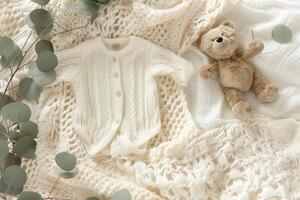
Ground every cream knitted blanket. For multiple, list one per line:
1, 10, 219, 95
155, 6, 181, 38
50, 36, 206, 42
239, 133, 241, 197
1, 0, 300, 199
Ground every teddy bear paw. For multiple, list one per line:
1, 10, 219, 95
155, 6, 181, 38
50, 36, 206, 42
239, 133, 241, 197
200, 69, 211, 79
258, 84, 279, 103
248, 40, 264, 54
200, 65, 217, 79
232, 102, 251, 118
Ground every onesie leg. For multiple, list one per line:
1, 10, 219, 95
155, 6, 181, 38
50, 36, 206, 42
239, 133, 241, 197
223, 87, 251, 118
251, 70, 278, 103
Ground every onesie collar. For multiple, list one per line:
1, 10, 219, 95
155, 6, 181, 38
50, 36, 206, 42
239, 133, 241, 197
98, 36, 137, 57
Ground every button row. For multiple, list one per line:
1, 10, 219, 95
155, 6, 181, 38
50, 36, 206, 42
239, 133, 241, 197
112, 52, 121, 126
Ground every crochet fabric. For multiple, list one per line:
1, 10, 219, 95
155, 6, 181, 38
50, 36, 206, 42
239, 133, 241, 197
1, 0, 300, 200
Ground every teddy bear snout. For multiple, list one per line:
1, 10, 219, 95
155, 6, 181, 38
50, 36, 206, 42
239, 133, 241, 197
216, 37, 223, 43
214, 37, 229, 50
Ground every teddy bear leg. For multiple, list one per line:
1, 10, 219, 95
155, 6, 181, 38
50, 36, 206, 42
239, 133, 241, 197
223, 87, 251, 118
251, 70, 279, 103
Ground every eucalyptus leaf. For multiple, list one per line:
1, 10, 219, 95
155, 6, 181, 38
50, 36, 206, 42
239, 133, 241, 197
35, 40, 54, 54
0, 139, 9, 158
55, 152, 77, 171
2, 165, 27, 188
29, 9, 52, 28
14, 136, 37, 158
0, 36, 14, 55
0, 156, 4, 167
0, 179, 23, 195
98, 0, 110, 4
0, 125, 7, 140
36, 51, 58, 72
77, 0, 99, 14
112, 189, 132, 200
17, 191, 43, 200
29, 9, 53, 35
26, 15, 34, 28
0, 44, 23, 68
28, 62, 56, 86
19, 78, 41, 100
31, 0, 50, 6
20, 121, 38, 138
36, 23, 53, 36
272, 24, 293, 44
0, 93, 14, 110
1, 102, 31, 123
86, 197, 100, 200
60, 167, 79, 179
9, 131, 23, 141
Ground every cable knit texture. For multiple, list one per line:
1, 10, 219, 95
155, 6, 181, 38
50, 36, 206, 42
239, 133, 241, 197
51, 36, 194, 158
6, 0, 300, 200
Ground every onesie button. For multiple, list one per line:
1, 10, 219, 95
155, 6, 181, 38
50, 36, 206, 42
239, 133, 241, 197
113, 73, 119, 78
112, 43, 121, 50
112, 57, 117, 62
116, 91, 122, 97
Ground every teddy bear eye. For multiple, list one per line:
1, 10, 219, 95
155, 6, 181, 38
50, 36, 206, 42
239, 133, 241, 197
222, 33, 225, 36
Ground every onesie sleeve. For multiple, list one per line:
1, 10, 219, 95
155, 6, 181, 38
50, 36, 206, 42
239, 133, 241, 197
148, 44, 195, 86
50, 45, 82, 85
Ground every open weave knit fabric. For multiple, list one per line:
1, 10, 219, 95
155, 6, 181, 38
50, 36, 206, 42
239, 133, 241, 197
1, 0, 300, 199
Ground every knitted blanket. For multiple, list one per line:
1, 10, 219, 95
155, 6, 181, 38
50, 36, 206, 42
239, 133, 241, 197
1, 0, 300, 199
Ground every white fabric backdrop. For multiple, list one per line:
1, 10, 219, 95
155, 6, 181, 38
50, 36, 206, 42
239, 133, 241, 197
184, 0, 300, 129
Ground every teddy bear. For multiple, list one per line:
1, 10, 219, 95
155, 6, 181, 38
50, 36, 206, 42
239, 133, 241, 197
198, 21, 279, 118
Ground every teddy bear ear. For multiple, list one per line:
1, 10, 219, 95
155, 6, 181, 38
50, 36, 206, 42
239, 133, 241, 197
221, 21, 235, 29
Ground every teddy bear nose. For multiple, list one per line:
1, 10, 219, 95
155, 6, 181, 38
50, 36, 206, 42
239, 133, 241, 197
216, 37, 223, 43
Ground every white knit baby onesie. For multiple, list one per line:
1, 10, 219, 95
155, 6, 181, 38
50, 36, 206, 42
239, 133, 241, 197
52, 36, 194, 158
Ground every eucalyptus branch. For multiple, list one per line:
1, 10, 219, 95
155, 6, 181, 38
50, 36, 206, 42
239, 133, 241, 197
0, 130, 7, 139
0, 27, 37, 103
51, 24, 88, 37
0, 67, 6, 73
0, 52, 30, 103
0, 1, 119, 199
47, 175, 61, 199
0, 30, 6, 37
0, 4, 92, 111
53, 21, 80, 37
21, 29, 34, 51
0, 21, 51, 103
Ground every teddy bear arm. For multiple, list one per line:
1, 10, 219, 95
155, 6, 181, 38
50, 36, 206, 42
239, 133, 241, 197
242, 40, 264, 60
200, 62, 219, 79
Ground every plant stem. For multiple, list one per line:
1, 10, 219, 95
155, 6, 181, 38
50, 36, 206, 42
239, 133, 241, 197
0, 27, 42, 103
0, 30, 6, 37
21, 29, 34, 51
51, 24, 88, 37
47, 175, 61, 199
